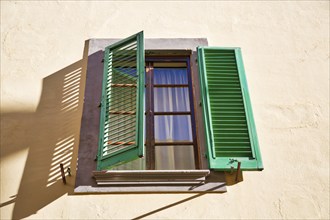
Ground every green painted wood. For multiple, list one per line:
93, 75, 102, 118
197, 47, 263, 171
97, 31, 144, 170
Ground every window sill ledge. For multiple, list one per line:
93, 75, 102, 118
74, 170, 226, 193
92, 170, 210, 185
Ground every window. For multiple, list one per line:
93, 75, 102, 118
145, 57, 198, 170
75, 31, 262, 193
96, 31, 263, 171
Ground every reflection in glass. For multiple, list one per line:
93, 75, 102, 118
154, 68, 188, 85
154, 88, 190, 112
155, 115, 192, 142
155, 145, 195, 170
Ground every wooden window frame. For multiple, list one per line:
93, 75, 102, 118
145, 56, 200, 170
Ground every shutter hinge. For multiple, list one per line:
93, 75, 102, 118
94, 155, 98, 161
229, 158, 239, 164
101, 59, 104, 63
98, 102, 102, 108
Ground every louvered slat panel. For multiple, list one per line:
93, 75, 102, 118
198, 47, 263, 171
103, 42, 138, 157
97, 31, 144, 170
206, 49, 252, 158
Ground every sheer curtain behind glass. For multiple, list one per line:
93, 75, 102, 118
153, 68, 195, 170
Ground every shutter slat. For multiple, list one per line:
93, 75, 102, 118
97, 31, 144, 170
198, 47, 263, 171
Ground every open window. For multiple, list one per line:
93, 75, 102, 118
75, 31, 262, 193
96, 31, 263, 172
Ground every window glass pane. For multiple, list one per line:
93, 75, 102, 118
155, 145, 195, 170
154, 68, 188, 84
154, 88, 190, 112
155, 115, 192, 142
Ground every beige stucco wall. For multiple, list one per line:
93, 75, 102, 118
1, 1, 329, 219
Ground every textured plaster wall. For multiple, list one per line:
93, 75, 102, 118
1, 1, 329, 219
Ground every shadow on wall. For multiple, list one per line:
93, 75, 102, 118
0, 39, 244, 219
0, 43, 90, 219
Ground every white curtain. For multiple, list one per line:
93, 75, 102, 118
153, 68, 195, 170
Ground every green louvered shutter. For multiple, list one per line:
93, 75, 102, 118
197, 47, 263, 171
97, 32, 144, 170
